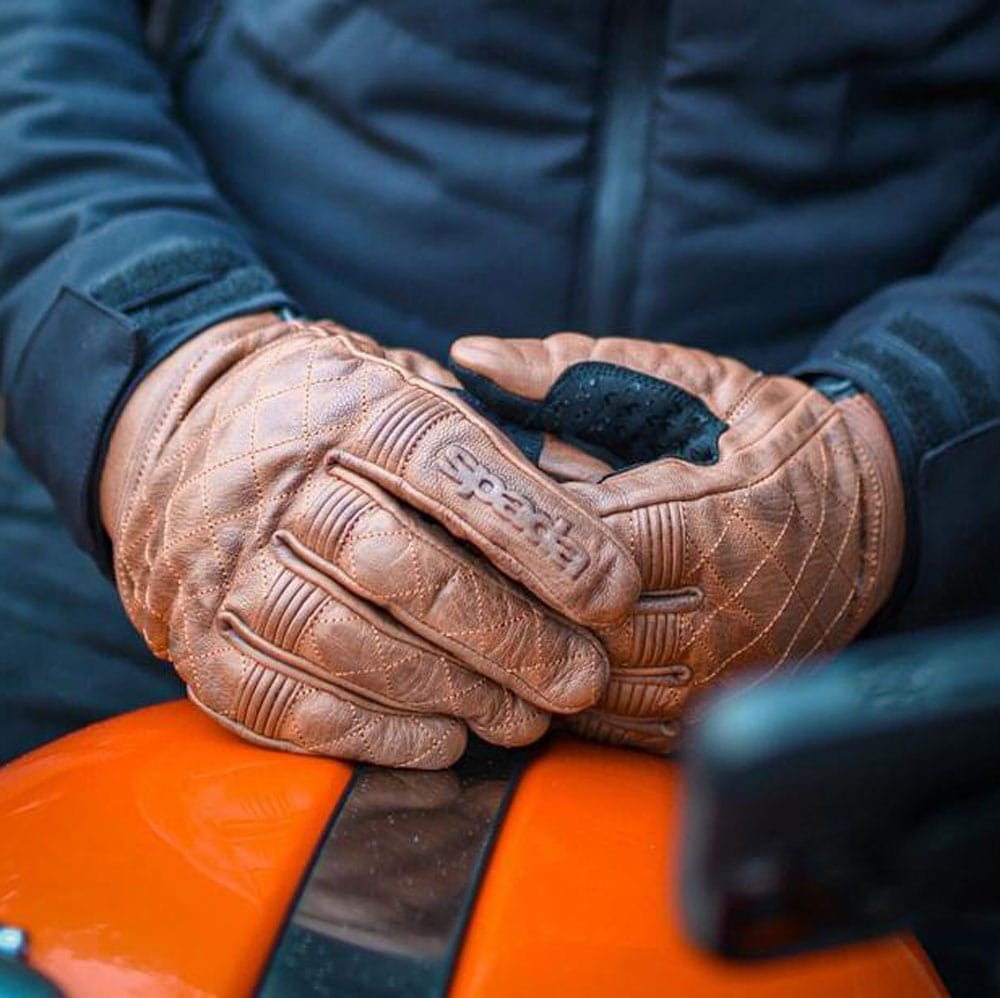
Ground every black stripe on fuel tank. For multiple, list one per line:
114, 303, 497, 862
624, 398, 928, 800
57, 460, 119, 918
257, 742, 531, 997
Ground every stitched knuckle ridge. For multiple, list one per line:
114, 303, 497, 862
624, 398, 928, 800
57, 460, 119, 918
255, 565, 328, 650
629, 611, 676, 669
300, 476, 374, 554
358, 386, 456, 473
234, 661, 301, 739
218, 607, 338, 693
631, 503, 682, 591
567, 712, 680, 755
602, 666, 693, 717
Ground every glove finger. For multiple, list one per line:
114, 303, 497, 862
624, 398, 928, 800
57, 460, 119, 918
277, 465, 607, 714
313, 328, 640, 630
187, 667, 468, 769
221, 546, 551, 747
599, 666, 694, 720
450, 333, 598, 403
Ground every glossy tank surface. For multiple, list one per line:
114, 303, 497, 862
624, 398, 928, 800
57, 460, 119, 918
0, 702, 944, 997
0, 702, 352, 996
451, 739, 944, 997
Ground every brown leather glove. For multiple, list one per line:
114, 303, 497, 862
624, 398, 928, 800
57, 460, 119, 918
450, 333, 906, 753
100, 316, 640, 768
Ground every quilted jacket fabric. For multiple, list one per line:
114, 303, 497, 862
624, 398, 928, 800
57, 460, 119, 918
0, 0, 999, 624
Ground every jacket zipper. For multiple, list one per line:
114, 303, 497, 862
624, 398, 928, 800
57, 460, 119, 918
575, 0, 668, 334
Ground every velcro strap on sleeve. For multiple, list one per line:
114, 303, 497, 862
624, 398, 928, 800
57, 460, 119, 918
7, 288, 138, 567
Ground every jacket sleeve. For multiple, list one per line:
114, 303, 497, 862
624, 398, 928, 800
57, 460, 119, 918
794, 200, 1000, 628
0, 0, 296, 564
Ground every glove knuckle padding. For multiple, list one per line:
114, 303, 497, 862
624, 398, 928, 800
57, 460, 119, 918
103, 317, 616, 765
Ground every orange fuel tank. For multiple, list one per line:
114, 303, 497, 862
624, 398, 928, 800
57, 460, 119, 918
0, 701, 944, 997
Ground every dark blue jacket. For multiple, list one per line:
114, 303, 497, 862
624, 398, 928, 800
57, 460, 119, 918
1, 0, 998, 625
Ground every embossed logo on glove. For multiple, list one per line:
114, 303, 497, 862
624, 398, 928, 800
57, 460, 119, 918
437, 444, 590, 577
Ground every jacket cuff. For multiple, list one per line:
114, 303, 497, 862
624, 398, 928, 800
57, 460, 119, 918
792, 315, 1000, 626
2, 209, 295, 568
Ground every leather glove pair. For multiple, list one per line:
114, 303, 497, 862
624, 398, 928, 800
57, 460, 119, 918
449, 333, 906, 753
100, 315, 639, 768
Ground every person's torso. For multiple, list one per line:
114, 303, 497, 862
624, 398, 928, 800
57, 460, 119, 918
154, 0, 1000, 367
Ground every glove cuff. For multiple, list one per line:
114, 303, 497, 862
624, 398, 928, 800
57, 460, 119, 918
100, 311, 285, 552
835, 392, 907, 624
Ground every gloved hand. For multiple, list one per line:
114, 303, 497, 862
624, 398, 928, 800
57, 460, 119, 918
100, 315, 639, 768
450, 333, 906, 753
